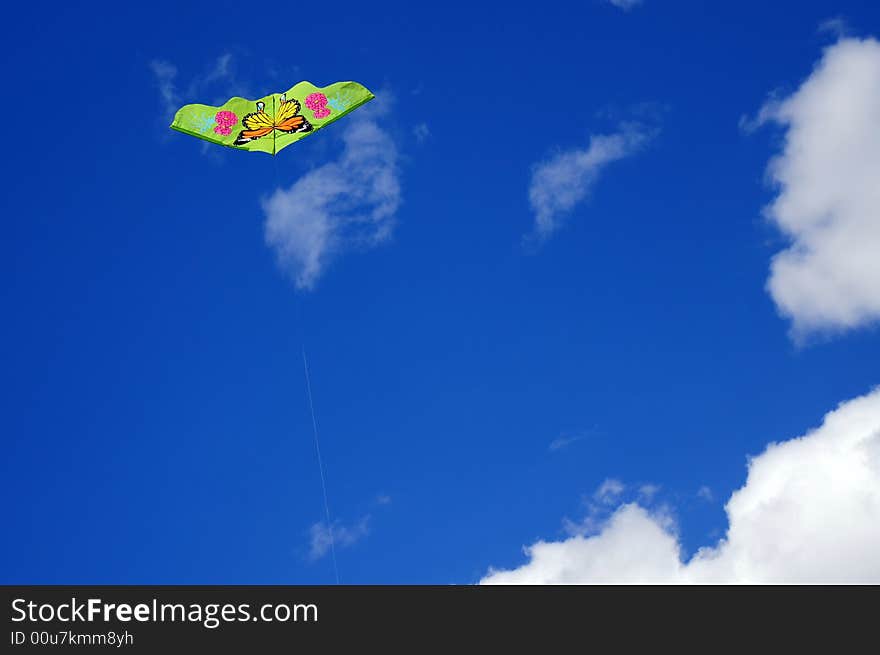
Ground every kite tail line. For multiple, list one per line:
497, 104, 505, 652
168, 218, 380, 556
271, 155, 340, 585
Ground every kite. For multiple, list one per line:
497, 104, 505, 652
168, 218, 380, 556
170, 80, 374, 155
170, 81, 376, 585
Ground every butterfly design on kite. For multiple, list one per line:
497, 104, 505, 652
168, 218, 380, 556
233, 93, 313, 145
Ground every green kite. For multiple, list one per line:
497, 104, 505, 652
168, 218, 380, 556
170, 80, 374, 155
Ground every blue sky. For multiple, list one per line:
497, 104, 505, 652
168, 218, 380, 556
2, 1, 879, 583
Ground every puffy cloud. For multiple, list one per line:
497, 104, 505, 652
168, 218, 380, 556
496, 504, 683, 584
757, 38, 880, 338
262, 104, 401, 290
482, 386, 880, 583
527, 123, 652, 241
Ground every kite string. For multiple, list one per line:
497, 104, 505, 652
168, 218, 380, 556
271, 155, 340, 585
301, 347, 340, 585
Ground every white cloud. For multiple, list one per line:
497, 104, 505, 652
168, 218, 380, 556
482, 386, 880, 583
308, 515, 370, 561
549, 435, 581, 452
561, 478, 661, 538
756, 38, 880, 338
697, 485, 714, 502
149, 60, 180, 124
413, 123, 430, 143
608, 0, 643, 11
818, 17, 851, 39
527, 123, 652, 241
638, 483, 661, 502
594, 478, 626, 504
203, 53, 233, 86
262, 102, 401, 290
149, 53, 246, 125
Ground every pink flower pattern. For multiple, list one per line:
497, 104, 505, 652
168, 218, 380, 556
305, 93, 331, 119
213, 110, 239, 136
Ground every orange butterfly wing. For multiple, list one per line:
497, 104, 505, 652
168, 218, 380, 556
237, 126, 274, 141
274, 98, 312, 134
275, 115, 309, 133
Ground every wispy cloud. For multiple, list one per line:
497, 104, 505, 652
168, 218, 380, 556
818, 17, 851, 39
203, 53, 233, 86
594, 478, 625, 504
308, 516, 371, 561
607, 0, 643, 11
149, 52, 249, 126
262, 97, 401, 290
638, 484, 661, 502
697, 486, 713, 502
149, 60, 180, 125
526, 122, 653, 242
751, 38, 880, 339
548, 435, 581, 452
413, 122, 430, 143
